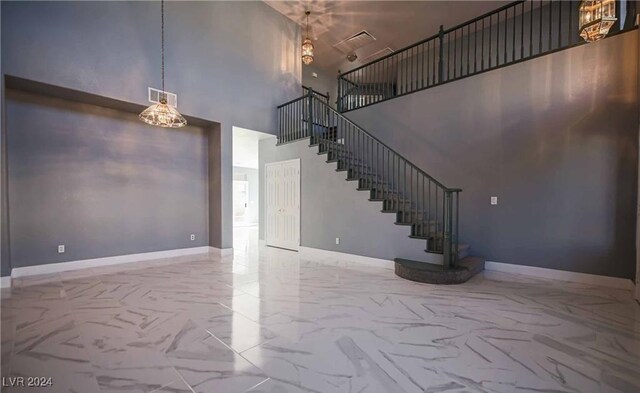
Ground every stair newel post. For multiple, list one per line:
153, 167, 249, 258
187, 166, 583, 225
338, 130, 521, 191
438, 25, 445, 84
337, 71, 342, 112
307, 87, 313, 139
443, 189, 454, 269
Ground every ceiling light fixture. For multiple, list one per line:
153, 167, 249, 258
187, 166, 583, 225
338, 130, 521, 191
579, 0, 617, 42
302, 11, 314, 65
140, 0, 187, 128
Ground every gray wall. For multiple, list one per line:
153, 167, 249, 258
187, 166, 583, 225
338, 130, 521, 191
1, 1, 301, 272
6, 90, 210, 268
259, 137, 441, 263
302, 64, 338, 107
347, 31, 638, 279
0, 2, 8, 277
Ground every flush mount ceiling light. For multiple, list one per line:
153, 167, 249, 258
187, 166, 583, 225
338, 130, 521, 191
302, 11, 314, 65
140, 0, 187, 128
579, 0, 617, 42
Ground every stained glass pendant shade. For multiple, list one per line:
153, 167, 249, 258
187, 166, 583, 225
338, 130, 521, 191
579, 0, 617, 42
139, 0, 187, 128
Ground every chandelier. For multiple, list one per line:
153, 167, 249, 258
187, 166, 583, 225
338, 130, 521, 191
302, 11, 314, 65
140, 0, 187, 128
579, 0, 617, 43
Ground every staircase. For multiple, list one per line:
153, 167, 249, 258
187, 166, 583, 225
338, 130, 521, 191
277, 89, 481, 282
275, 1, 636, 282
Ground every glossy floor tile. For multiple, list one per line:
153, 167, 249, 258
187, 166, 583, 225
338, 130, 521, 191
1, 226, 639, 392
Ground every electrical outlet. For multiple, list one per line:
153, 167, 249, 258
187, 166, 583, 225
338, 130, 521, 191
190, 234, 196, 241
58, 245, 65, 253
491, 196, 498, 205
335, 237, 340, 245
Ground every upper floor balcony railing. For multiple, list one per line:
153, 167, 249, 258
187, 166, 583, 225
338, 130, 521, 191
337, 0, 637, 112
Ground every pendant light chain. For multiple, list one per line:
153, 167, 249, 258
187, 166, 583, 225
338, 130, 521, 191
161, 0, 165, 98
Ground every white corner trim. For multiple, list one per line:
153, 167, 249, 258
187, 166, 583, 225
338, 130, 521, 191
299, 246, 394, 270
0, 276, 11, 289
485, 261, 635, 291
11, 246, 213, 278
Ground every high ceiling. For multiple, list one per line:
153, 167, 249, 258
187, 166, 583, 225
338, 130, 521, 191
265, 1, 510, 73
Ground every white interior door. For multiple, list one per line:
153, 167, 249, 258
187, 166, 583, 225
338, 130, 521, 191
265, 159, 300, 251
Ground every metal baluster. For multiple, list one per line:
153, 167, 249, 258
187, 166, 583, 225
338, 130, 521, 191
466, 25, 470, 75
521, 1, 525, 60
453, 29, 457, 78
403, 161, 407, 223
530, 0, 533, 57
441, 189, 445, 255
549, 0, 552, 51
376, 142, 379, 191
496, 11, 500, 66
489, 14, 492, 67
512, 6, 516, 62
404, 48, 408, 94
428, 180, 431, 241
446, 30, 451, 80
568, 0, 573, 45
474, 21, 478, 73
558, 0, 562, 49
412, 167, 416, 227
504, 9, 508, 64
410, 46, 414, 92
539, 0, 543, 54
482, 18, 485, 70
421, 43, 425, 88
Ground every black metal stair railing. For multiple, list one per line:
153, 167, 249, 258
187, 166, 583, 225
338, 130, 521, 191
277, 89, 462, 268
338, 0, 635, 112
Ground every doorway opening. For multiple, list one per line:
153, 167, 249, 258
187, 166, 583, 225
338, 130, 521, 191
232, 126, 274, 251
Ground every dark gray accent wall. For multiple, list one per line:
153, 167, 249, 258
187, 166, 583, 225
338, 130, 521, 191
259, 137, 441, 264
347, 31, 639, 279
1, 1, 301, 270
6, 90, 210, 268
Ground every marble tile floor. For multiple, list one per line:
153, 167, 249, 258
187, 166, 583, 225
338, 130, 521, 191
1, 228, 640, 393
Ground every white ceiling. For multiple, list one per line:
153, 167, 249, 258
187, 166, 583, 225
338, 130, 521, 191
265, 1, 510, 73
232, 127, 274, 169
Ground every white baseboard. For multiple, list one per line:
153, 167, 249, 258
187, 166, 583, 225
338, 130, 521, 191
0, 276, 11, 289
211, 247, 234, 256
299, 246, 394, 270
11, 246, 217, 278
485, 261, 635, 291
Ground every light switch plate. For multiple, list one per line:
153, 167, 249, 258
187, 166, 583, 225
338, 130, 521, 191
491, 196, 498, 205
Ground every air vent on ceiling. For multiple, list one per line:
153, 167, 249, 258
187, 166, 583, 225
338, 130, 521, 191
333, 30, 376, 54
148, 87, 178, 107
362, 47, 395, 62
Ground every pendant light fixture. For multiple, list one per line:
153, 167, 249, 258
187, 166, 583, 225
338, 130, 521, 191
139, 0, 187, 128
302, 11, 314, 65
578, 0, 617, 42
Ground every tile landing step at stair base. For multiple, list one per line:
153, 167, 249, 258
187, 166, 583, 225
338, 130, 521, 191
394, 256, 485, 285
